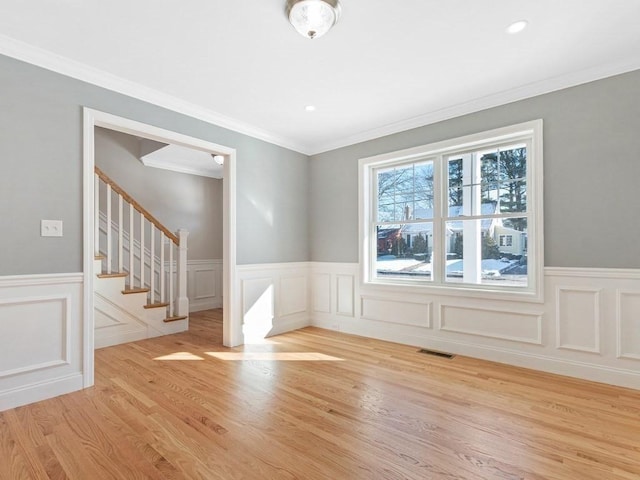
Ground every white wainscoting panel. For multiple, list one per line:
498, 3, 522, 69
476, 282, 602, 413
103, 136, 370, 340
279, 275, 307, 317
440, 305, 542, 344
336, 275, 355, 317
0, 295, 70, 376
617, 290, 640, 360
188, 260, 222, 312
556, 287, 601, 353
0, 274, 84, 412
310, 264, 360, 331
362, 296, 431, 328
312, 273, 331, 313
241, 276, 275, 341
309, 263, 640, 390
237, 263, 310, 340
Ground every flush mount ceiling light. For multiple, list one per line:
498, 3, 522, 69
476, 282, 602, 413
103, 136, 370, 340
213, 155, 224, 165
286, 0, 341, 40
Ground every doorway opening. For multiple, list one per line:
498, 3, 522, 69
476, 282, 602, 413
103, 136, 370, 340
82, 108, 241, 388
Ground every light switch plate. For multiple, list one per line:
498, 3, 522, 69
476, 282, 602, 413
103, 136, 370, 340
41, 220, 63, 237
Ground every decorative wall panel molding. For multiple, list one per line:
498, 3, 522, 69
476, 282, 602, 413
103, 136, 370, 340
617, 290, 640, 360
439, 304, 542, 345
556, 287, 601, 353
188, 259, 222, 312
279, 275, 307, 317
237, 263, 310, 339
0, 295, 71, 377
0, 273, 83, 412
336, 275, 355, 317
362, 296, 431, 328
311, 273, 331, 313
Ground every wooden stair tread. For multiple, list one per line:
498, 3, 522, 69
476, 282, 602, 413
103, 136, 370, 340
164, 315, 187, 323
97, 272, 128, 279
94, 254, 105, 260
122, 287, 150, 295
144, 302, 169, 309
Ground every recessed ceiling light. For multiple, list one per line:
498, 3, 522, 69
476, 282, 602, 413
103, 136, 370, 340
506, 20, 528, 34
213, 155, 224, 165
305, 105, 317, 112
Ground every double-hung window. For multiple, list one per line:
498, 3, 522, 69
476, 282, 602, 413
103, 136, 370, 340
360, 120, 543, 300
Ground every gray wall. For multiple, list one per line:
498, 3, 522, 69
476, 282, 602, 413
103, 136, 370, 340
95, 127, 223, 260
2, 50, 638, 275
0, 54, 309, 275
309, 69, 640, 268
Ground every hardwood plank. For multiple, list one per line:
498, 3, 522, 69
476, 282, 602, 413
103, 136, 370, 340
1, 308, 639, 479
3, 410, 54, 480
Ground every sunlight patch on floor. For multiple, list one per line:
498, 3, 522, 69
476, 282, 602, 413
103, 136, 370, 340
154, 352, 205, 361
205, 352, 344, 361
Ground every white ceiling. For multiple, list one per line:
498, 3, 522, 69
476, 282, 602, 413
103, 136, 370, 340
0, 1, 639, 155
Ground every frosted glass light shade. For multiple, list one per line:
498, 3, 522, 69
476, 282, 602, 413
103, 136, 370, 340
287, 0, 341, 39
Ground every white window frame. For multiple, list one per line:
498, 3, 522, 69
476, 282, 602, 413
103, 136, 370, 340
359, 120, 544, 302
500, 235, 513, 247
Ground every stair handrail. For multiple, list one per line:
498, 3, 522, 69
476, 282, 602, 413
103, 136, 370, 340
94, 166, 179, 245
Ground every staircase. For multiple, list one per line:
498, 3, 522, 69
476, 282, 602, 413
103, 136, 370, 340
94, 167, 189, 349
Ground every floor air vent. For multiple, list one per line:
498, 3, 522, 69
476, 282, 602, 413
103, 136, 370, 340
418, 348, 455, 359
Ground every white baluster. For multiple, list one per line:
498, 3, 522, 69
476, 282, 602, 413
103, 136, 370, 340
140, 212, 145, 289
169, 242, 174, 317
129, 203, 134, 289
118, 194, 123, 273
150, 227, 155, 304
160, 232, 165, 302
106, 184, 112, 274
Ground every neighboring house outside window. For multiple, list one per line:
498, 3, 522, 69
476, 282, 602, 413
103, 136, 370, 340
359, 120, 543, 300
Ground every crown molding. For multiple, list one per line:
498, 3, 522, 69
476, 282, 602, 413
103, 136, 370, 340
308, 56, 640, 155
0, 34, 311, 155
1, 34, 638, 157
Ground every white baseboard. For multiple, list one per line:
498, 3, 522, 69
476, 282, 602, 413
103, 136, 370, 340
267, 312, 311, 337
0, 373, 84, 412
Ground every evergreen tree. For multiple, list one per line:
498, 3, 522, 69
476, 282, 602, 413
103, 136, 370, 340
482, 234, 501, 259
413, 233, 427, 256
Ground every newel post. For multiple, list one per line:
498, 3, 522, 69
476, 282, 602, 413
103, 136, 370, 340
176, 229, 189, 316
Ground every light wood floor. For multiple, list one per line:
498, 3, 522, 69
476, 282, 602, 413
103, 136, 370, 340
1, 309, 639, 479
